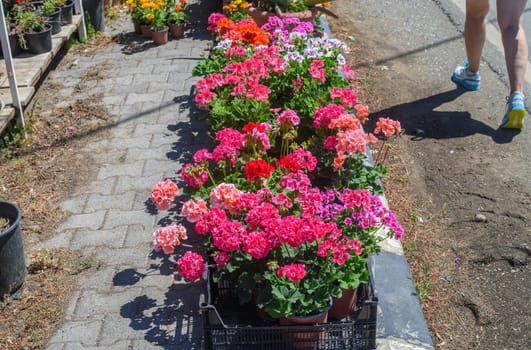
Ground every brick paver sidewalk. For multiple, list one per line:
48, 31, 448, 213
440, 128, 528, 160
42, 2, 214, 349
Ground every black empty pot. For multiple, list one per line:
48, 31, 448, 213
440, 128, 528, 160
61, 0, 74, 25
0, 200, 26, 296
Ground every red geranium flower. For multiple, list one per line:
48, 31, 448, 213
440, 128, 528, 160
244, 159, 275, 182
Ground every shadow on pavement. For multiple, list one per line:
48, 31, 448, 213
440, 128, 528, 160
370, 88, 521, 144
117, 249, 205, 349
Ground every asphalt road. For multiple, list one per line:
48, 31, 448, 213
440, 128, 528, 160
331, 0, 530, 348
442, 0, 531, 97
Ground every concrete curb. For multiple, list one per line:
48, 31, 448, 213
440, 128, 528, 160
320, 14, 435, 350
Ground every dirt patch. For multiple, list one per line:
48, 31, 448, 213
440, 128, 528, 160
0, 39, 115, 350
329, 8, 530, 350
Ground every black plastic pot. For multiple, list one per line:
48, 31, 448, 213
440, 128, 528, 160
0, 200, 26, 296
60, 0, 74, 25
82, 0, 105, 32
25, 24, 53, 54
46, 8, 62, 34
0, 33, 23, 58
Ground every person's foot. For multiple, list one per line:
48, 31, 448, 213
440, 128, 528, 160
451, 60, 481, 91
500, 91, 526, 129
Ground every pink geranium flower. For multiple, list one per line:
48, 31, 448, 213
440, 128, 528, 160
150, 179, 179, 211
374, 117, 402, 137
177, 251, 205, 281
277, 263, 306, 282
181, 197, 208, 223
153, 225, 188, 254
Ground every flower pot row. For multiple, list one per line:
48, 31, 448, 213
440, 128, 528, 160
126, 0, 189, 43
136, 22, 185, 44
1, 0, 75, 56
148, 6, 401, 346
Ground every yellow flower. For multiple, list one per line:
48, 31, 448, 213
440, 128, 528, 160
126, 0, 134, 5
146, 12, 154, 20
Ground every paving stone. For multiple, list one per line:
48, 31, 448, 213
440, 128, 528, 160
130, 340, 172, 350
143, 159, 181, 177
104, 209, 155, 230
99, 313, 148, 345
167, 72, 191, 86
115, 174, 162, 193
58, 211, 106, 231
99, 75, 134, 88
127, 269, 175, 290
125, 145, 173, 162
62, 290, 81, 321
131, 191, 153, 211
85, 192, 136, 212
157, 112, 181, 124
75, 288, 143, 317
133, 123, 174, 137
79, 266, 117, 293
59, 194, 88, 214
152, 61, 191, 74
156, 46, 191, 58
78, 177, 117, 196
89, 149, 128, 164
71, 226, 128, 249
45, 343, 64, 350
125, 91, 165, 105
63, 341, 131, 350
48, 318, 103, 346
96, 246, 152, 267
149, 132, 181, 148
97, 161, 145, 180
123, 223, 152, 248
80, 138, 110, 152
116, 102, 145, 118
109, 134, 152, 150
102, 94, 124, 107
42, 230, 74, 249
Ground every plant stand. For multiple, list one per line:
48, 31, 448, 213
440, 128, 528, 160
200, 268, 378, 350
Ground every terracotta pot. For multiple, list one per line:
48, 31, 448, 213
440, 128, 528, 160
246, 5, 319, 28
279, 301, 330, 350
140, 24, 151, 38
329, 287, 358, 320
151, 28, 169, 45
169, 23, 184, 39
133, 20, 142, 34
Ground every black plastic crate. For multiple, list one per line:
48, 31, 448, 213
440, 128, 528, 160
200, 264, 378, 350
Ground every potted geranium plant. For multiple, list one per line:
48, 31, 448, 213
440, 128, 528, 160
147, 14, 404, 346
247, 0, 335, 28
